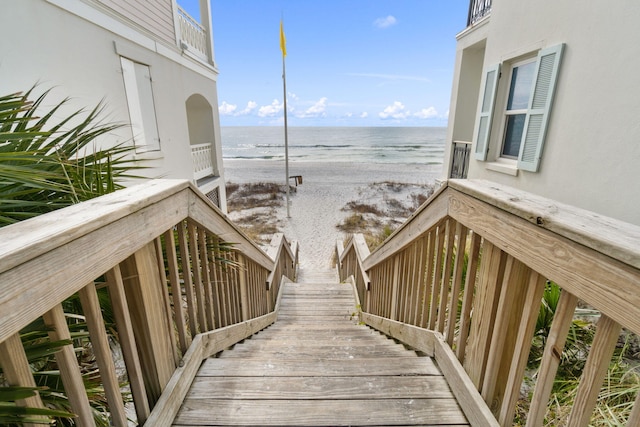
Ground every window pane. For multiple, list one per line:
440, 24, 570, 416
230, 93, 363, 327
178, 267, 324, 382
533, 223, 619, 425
502, 114, 526, 158
506, 61, 536, 110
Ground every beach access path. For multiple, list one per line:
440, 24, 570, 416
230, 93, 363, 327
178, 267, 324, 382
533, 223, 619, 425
173, 272, 468, 426
224, 160, 442, 274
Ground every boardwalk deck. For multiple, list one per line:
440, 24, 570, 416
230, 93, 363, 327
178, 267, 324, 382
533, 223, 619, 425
173, 277, 469, 426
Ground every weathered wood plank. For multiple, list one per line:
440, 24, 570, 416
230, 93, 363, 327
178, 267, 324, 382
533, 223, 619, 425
0, 188, 189, 343
106, 265, 151, 424
456, 231, 481, 362
43, 305, 95, 427
526, 291, 578, 427
174, 398, 468, 426
173, 281, 468, 426
0, 333, 47, 426
78, 283, 128, 427
218, 347, 415, 359
363, 184, 451, 269
448, 189, 640, 336
433, 334, 501, 427
197, 357, 440, 377
186, 375, 455, 399
448, 179, 640, 270
120, 243, 176, 405
361, 311, 437, 356
0, 180, 189, 274
187, 191, 272, 269
566, 315, 622, 427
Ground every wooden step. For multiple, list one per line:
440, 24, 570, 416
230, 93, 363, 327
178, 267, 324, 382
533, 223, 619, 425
173, 280, 468, 426
173, 399, 468, 426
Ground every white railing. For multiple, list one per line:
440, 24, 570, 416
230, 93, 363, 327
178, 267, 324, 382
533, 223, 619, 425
177, 5, 209, 62
191, 142, 214, 180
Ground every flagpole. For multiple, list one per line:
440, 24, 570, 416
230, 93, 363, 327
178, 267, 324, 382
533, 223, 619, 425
281, 20, 291, 218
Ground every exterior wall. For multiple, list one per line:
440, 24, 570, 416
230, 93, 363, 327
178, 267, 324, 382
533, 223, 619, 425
0, 0, 227, 212
446, 1, 640, 225
97, 0, 176, 46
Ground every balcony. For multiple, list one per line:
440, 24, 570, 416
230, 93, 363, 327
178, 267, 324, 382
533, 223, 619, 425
467, 0, 492, 26
450, 140, 471, 179
191, 142, 215, 180
177, 5, 211, 64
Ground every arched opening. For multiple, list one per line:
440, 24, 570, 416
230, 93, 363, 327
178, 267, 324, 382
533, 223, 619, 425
186, 94, 216, 179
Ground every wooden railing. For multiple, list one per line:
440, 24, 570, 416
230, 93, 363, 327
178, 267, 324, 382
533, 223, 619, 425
177, 5, 210, 62
337, 179, 640, 426
0, 180, 297, 426
191, 142, 214, 180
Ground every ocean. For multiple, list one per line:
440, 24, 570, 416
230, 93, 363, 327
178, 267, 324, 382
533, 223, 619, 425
221, 126, 446, 165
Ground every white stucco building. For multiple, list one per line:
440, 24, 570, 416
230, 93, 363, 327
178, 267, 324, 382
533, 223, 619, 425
443, 0, 640, 226
1, 0, 227, 212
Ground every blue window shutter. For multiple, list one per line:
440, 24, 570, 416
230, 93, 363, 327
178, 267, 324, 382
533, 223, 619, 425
474, 63, 500, 161
518, 44, 565, 171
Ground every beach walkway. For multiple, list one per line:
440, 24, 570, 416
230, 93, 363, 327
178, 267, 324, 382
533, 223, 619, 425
172, 270, 468, 426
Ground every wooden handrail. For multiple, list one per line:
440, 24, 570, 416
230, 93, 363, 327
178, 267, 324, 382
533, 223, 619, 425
0, 179, 296, 425
339, 179, 640, 426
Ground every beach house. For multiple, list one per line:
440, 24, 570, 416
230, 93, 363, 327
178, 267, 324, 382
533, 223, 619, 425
443, 0, 640, 226
0, 0, 227, 211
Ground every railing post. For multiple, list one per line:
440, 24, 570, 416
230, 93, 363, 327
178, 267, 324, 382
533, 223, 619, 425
78, 283, 128, 427
464, 241, 507, 390
390, 257, 400, 320
0, 334, 47, 427
106, 265, 151, 424
526, 291, 578, 427
120, 242, 175, 406
42, 305, 95, 427
566, 315, 622, 427
239, 255, 250, 321
480, 256, 532, 416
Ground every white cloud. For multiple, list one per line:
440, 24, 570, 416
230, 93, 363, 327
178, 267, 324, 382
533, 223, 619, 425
379, 101, 410, 119
219, 101, 237, 115
298, 97, 328, 118
373, 15, 397, 29
238, 101, 257, 115
345, 112, 353, 118
414, 107, 438, 119
258, 99, 284, 117
360, 112, 369, 118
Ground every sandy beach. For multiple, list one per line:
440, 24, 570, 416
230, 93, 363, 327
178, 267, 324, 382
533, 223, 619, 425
224, 159, 443, 276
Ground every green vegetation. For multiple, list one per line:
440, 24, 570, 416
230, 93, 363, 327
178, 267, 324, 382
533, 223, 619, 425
226, 181, 287, 243
338, 181, 434, 250
0, 87, 140, 425
513, 281, 640, 426
0, 87, 141, 226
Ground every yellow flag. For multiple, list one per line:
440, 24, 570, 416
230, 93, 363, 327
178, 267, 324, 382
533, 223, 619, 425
280, 20, 287, 57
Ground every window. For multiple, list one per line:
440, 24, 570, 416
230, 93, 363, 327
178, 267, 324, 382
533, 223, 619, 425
120, 57, 160, 153
474, 44, 564, 172
502, 59, 535, 158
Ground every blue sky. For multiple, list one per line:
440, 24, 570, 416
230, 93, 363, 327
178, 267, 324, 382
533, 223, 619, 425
179, 1, 470, 127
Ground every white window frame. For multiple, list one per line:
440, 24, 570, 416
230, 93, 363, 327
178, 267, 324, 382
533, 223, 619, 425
473, 44, 564, 173
499, 57, 537, 160
120, 56, 161, 153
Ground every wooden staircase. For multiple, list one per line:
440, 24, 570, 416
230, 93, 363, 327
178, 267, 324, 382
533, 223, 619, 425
172, 273, 468, 426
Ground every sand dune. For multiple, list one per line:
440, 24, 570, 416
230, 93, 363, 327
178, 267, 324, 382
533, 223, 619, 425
224, 159, 442, 275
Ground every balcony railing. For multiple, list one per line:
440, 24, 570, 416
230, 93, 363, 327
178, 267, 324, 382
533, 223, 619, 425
191, 142, 214, 180
177, 5, 209, 62
450, 140, 471, 179
467, 0, 492, 26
